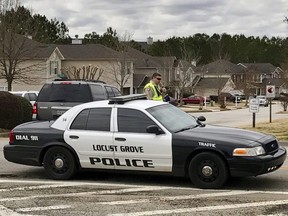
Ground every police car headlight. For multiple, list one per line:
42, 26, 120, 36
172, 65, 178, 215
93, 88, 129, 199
233, 146, 265, 156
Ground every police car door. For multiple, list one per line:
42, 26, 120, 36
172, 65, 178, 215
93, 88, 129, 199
113, 107, 172, 172
64, 108, 115, 169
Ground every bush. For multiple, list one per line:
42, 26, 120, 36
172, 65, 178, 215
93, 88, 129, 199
0, 91, 22, 129
16, 96, 32, 123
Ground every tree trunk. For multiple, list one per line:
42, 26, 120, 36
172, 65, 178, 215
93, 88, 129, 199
7, 79, 12, 91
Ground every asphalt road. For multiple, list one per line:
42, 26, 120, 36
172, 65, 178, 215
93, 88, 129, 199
0, 105, 288, 215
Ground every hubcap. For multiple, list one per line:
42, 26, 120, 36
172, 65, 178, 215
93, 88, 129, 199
202, 165, 213, 177
54, 158, 64, 169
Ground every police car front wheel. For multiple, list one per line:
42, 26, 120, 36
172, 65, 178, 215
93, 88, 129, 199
188, 152, 228, 189
43, 147, 78, 180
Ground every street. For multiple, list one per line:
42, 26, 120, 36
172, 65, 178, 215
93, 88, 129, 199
0, 104, 288, 216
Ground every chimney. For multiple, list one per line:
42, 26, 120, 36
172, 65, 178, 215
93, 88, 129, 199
147, 36, 153, 45
72, 35, 82, 44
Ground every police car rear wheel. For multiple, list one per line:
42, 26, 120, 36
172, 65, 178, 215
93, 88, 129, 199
188, 152, 228, 189
43, 147, 78, 180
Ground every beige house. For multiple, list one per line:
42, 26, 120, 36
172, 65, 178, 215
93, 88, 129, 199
0, 38, 134, 94
54, 44, 134, 94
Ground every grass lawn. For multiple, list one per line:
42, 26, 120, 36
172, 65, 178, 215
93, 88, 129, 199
240, 118, 288, 141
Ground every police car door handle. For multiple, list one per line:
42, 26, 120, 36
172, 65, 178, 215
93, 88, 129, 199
115, 137, 126, 141
69, 135, 79, 139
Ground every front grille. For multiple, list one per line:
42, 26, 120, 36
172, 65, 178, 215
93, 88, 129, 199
263, 140, 279, 154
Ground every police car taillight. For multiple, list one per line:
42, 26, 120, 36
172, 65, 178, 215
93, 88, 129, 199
9, 130, 14, 143
32, 102, 37, 114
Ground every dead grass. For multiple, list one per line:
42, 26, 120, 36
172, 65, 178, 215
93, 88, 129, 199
240, 118, 288, 141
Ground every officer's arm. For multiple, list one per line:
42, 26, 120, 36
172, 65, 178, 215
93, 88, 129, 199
144, 87, 154, 100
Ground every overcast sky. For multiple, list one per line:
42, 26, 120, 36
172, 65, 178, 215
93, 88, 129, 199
22, 0, 288, 42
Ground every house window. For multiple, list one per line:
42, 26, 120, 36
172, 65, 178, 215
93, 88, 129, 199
0, 86, 8, 91
50, 61, 58, 75
240, 75, 244, 83
252, 75, 261, 83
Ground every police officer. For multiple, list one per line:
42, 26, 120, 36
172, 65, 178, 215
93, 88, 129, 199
144, 73, 166, 101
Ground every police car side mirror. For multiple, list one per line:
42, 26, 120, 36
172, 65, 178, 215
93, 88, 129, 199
146, 125, 163, 135
197, 116, 206, 122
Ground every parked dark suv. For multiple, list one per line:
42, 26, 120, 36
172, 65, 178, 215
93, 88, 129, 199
35, 80, 121, 120
219, 92, 242, 103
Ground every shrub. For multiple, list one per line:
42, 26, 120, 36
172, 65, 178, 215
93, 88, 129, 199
16, 96, 32, 123
0, 91, 22, 129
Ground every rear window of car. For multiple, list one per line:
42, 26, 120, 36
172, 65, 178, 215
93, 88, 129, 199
70, 108, 111, 131
37, 83, 92, 102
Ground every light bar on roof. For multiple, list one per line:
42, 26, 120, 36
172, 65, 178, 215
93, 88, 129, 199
109, 94, 147, 104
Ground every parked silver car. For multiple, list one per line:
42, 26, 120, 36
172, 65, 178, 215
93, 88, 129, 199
9, 91, 38, 106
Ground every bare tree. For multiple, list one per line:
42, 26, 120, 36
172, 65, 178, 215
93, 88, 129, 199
61, 65, 104, 80
106, 31, 134, 94
172, 60, 195, 105
173, 40, 200, 104
0, 0, 45, 90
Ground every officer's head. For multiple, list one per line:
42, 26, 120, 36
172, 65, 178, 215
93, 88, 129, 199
152, 72, 161, 84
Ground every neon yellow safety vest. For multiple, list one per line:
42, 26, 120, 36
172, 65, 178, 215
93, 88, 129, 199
144, 81, 163, 101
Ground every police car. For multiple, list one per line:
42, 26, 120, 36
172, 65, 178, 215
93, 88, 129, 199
3, 94, 287, 189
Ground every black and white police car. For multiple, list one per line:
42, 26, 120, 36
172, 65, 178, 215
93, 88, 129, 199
3, 94, 287, 189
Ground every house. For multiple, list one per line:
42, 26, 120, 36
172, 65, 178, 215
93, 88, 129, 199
195, 59, 243, 79
191, 60, 243, 96
55, 43, 134, 94
0, 37, 134, 94
133, 74, 149, 94
193, 77, 236, 97
235, 63, 286, 96
126, 47, 177, 94
193, 60, 288, 98
0, 35, 55, 91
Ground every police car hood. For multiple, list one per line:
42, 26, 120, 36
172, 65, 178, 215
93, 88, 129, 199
179, 124, 271, 146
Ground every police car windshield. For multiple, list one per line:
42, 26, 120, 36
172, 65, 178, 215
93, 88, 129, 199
147, 104, 199, 133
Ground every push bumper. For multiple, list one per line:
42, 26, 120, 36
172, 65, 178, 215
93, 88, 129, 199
3, 144, 42, 166
228, 146, 287, 177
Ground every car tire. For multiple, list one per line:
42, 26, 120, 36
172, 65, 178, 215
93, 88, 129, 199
43, 146, 78, 180
188, 152, 228, 189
